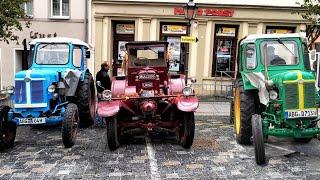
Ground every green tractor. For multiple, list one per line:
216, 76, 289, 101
232, 33, 320, 165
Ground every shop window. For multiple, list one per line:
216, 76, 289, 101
112, 21, 135, 76
73, 46, 82, 68
212, 25, 238, 77
21, 0, 33, 17
51, 0, 69, 18
160, 22, 188, 73
316, 43, 320, 52
266, 26, 295, 34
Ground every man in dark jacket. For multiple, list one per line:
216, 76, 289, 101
96, 61, 111, 93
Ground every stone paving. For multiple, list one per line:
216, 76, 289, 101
0, 102, 320, 179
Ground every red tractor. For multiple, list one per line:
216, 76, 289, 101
97, 41, 199, 150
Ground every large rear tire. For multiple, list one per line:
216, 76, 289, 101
234, 79, 256, 145
252, 114, 266, 165
0, 106, 16, 149
179, 112, 195, 149
106, 116, 120, 151
76, 72, 96, 127
62, 103, 79, 148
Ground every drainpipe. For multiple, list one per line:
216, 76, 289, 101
84, 0, 88, 43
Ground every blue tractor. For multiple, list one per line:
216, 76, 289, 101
0, 38, 96, 148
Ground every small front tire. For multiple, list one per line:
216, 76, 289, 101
0, 106, 16, 149
62, 103, 79, 148
179, 112, 195, 149
252, 114, 266, 165
106, 116, 120, 151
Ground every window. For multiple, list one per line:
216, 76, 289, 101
36, 44, 69, 65
51, 0, 69, 18
245, 44, 256, 69
261, 40, 299, 66
128, 46, 166, 67
73, 47, 82, 67
21, 0, 33, 17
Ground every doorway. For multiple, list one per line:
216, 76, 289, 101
212, 25, 238, 77
112, 21, 135, 76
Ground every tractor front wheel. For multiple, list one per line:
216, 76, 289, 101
179, 112, 195, 149
0, 106, 16, 149
234, 79, 256, 145
106, 116, 120, 151
62, 103, 79, 148
76, 72, 96, 127
252, 114, 266, 165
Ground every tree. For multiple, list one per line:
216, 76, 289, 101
0, 0, 29, 44
296, 0, 320, 48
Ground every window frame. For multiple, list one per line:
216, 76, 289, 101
35, 43, 70, 65
22, 0, 33, 18
50, 0, 70, 19
244, 43, 257, 70
72, 46, 83, 68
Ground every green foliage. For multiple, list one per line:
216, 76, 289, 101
0, 0, 30, 44
296, 0, 320, 48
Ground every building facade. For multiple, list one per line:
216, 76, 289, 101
0, 0, 88, 87
91, 0, 307, 84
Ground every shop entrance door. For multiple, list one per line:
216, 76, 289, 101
112, 21, 135, 76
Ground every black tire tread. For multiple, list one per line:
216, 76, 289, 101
62, 103, 79, 148
252, 114, 266, 165
76, 72, 96, 127
180, 112, 195, 149
235, 79, 256, 145
107, 116, 119, 151
0, 105, 16, 149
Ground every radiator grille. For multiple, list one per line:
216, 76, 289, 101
284, 83, 298, 110
15, 80, 26, 104
31, 81, 44, 103
304, 83, 316, 108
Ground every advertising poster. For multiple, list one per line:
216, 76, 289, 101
118, 41, 128, 61
167, 37, 181, 72
216, 27, 236, 37
162, 25, 187, 35
116, 24, 135, 34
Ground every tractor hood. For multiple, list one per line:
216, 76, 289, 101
269, 71, 315, 86
15, 69, 59, 83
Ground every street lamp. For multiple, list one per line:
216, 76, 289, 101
183, 0, 198, 26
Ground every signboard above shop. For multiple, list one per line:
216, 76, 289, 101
116, 24, 135, 34
162, 25, 187, 35
174, 7, 234, 17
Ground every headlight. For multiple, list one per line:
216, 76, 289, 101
269, 90, 278, 100
6, 86, 14, 94
48, 85, 56, 93
183, 86, 193, 96
102, 90, 112, 101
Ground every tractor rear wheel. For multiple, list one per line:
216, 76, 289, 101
179, 112, 195, 149
62, 103, 79, 148
76, 72, 96, 127
0, 106, 16, 149
106, 116, 120, 151
252, 114, 266, 165
234, 79, 256, 145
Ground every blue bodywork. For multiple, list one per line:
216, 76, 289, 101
8, 42, 89, 126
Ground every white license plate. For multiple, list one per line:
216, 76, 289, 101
18, 117, 46, 125
285, 109, 318, 119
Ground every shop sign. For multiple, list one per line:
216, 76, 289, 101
266, 28, 294, 34
174, 7, 234, 17
216, 27, 236, 37
162, 25, 187, 35
181, 36, 198, 43
116, 24, 135, 34
30, 31, 57, 39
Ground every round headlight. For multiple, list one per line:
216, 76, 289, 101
183, 86, 193, 96
6, 86, 14, 94
48, 85, 56, 93
102, 90, 112, 101
269, 90, 278, 100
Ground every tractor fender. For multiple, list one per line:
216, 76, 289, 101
97, 100, 121, 117
174, 96, 199, 112
168, 74, 185, 95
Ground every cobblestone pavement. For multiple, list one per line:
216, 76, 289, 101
1, 114, 320, 179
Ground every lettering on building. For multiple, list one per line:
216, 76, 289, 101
30, 31, 58, 39
174, 7, 234, 17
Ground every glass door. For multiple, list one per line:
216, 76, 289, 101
215, 39, 232, 72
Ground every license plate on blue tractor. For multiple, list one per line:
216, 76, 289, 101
285, 109, 318, 119
18, 117, 46, 125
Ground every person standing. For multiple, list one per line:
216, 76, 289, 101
96, 61, 111, 93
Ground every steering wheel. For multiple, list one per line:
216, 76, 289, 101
134, 57, 148, 66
